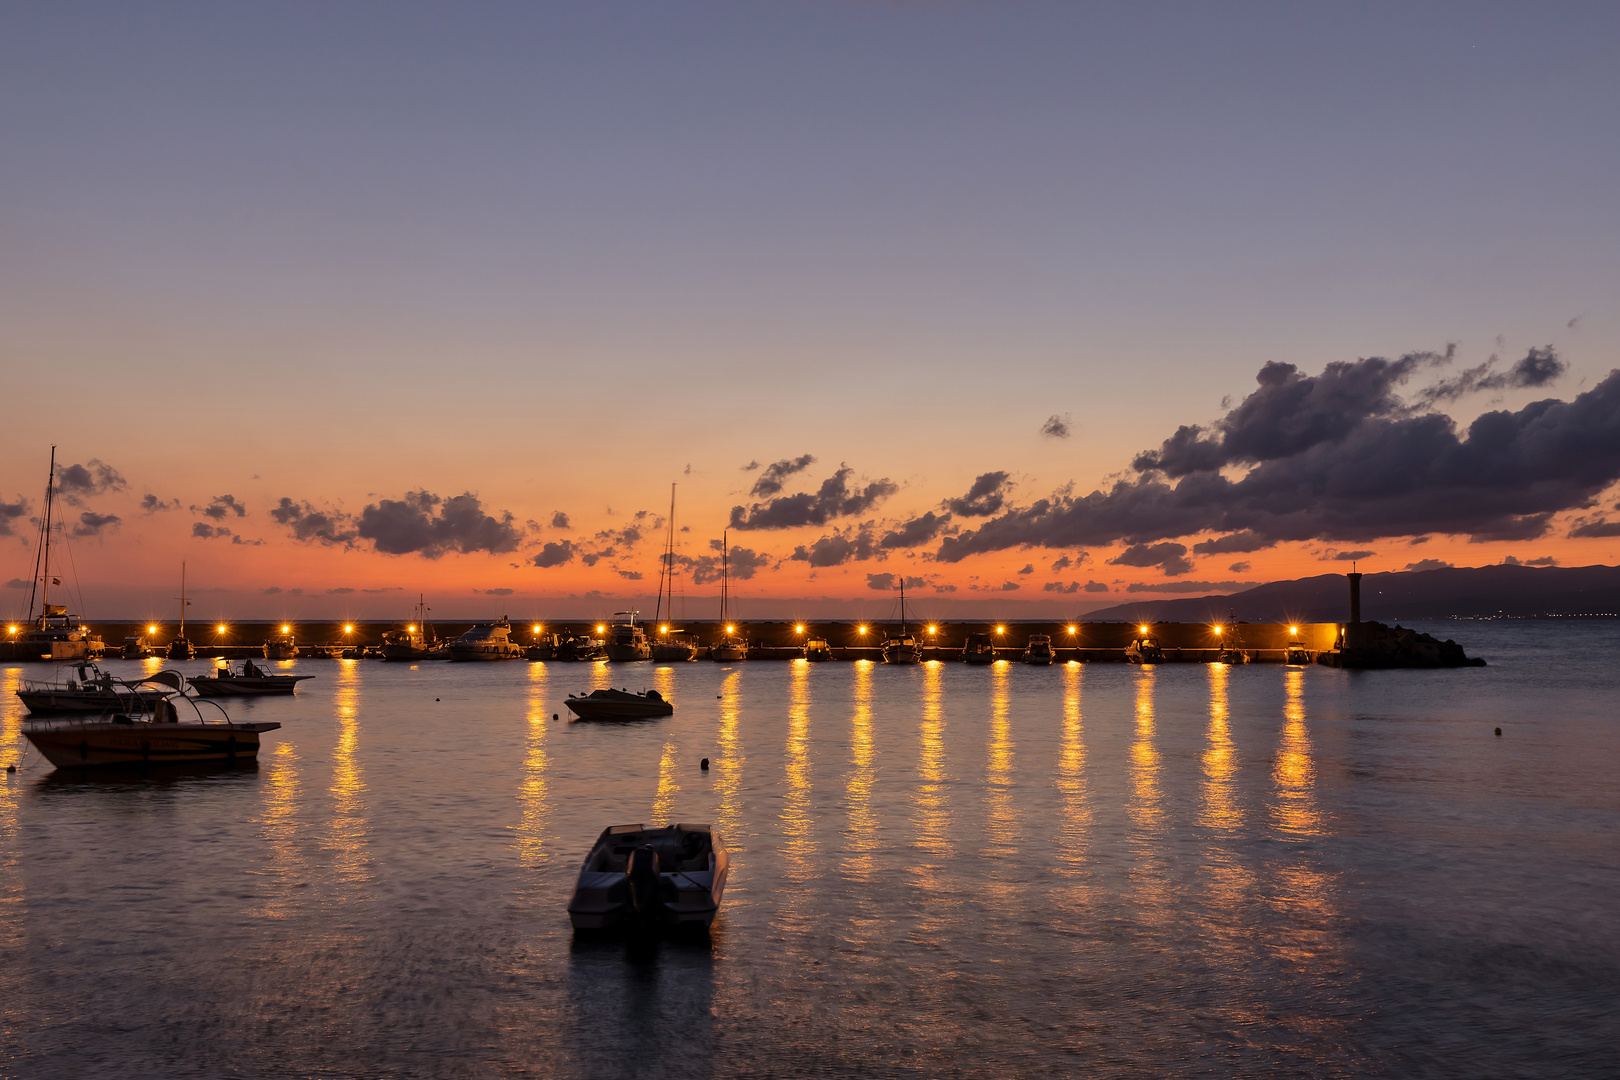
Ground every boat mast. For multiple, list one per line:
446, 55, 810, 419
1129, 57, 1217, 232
720, 528, 728, 630
899, 577, 907, 636
179, 562, 187, 638
27, 446, 56, 621
654, 483, 675, 627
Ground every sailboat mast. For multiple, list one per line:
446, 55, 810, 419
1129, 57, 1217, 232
655, 483, 675, 626
899, 577, 906, 635
28, 447, 56, 620
180, 562, 186, 636
720, 528, 728, 626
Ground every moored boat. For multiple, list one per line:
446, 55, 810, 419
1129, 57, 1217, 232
447, 617, 524, 661
1125, 632, 1165, 664
803, 637, 832, 661
962, 632, 996, 664
1023, 633, 1056, 665
23, 682, 279, 770
650, 631, 698, 662
603, 611, 652, 661
880, 579, 923, 664
709, 529, 748, 662
166, 562, 197, 659
190, 659, 314, 697
567, 823, 728, 930
263, 627, 299, 660
1285, 639, 1312, 665
120, 633, 155, 660
563, 687, 674, 720
16, 662, 171, 716
9, 449, 103, 662
381, 595, 446, 660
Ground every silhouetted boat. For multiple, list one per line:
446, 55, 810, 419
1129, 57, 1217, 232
604, 611, 652, 661
709, 529, 748, 662
1125, 635, 1164, 664
563, 688, 674, 720
11, 449, 103, 662
166, 563, 196, 660
648, 484, 696, 662
381, 595, 445, 660
557, 633, 607, 661
803, 637, 832, 661
1216, 646, 1250, 664
650, 632, 698, 662
120, 634, 154, 659
190, 660, 314, 697
23, 674, 279, 770
881, 579, 922, 664
447, 617, 524, 661
1285, 639, 1312, 665
962, 632, 996, 665
567, 823, 729, 931
263, 628, 299, 660
1023, 633, 1055, 665
16, 662, 170, 716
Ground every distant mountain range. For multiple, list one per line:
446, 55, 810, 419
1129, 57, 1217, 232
1083, 564, 1620, 622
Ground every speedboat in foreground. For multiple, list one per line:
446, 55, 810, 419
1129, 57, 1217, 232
567, 823, 729, 930
23, 673, 279, 769
189, 660, 315, 697
16, 662, 170, 716
564, 688, 674, 720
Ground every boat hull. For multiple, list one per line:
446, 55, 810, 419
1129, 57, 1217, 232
709, 643, 747, 662
447, 645, 524, 661
564, 690, 674, 720
17, 689, 169, 716
650, 643, 695, 661
381, 644, 445, 661
568, 824, 728, 930
190, 676, 312, 697
24, 721, 280, 769
604, 643, 652, 662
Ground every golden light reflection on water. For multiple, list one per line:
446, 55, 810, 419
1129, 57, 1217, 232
516, 662, 552, 870
782, 660, 815, 880
250, 739, 305, 920
1201, 663, 1240, 831
1273, 668, 1320, 839
327, 661, 371, 890
844, 660, 877, 879
650, 741, 681, 824
914, 661, 950, 858
0, 669, 24, 967
715, 669, 743, 836
1054, 662, 1088, 874
985, 661, 1017, 855
1128, 666, 1162, 831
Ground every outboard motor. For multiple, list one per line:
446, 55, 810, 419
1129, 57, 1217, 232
626, 843, 662, 922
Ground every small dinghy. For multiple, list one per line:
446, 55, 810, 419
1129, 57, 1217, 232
563, 688, 673, 720
567, 823, 729, 930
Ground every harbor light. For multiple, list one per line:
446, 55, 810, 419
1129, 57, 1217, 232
661, 625, 669, 634
1213, 625, 1223, 636
281, 625, 290, 634
344, 624, 354, 634
995, 625, 1005, 635
408, 624, 416, 632
1290, 625, 1299, 635
927, 624, 937, 635
596, 624, 605, 633
1139, 625, 1149, 634
7, 625, 16, 636
726, 624, 736, 634
533, 624, 544, 634
147, 624, 157, 634
795, 624, 805, 634
216, 624, 226, 635
1067, 625, 1077, 635
858, 625, 868, 635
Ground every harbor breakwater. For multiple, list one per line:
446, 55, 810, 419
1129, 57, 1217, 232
5, 619, 1343, 662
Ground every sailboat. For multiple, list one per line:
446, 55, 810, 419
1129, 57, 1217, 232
11, 448, 103, 662
166, 562, 196, 659
708, 529, 747, 662
880, 578, 922, 664
381, 594, 446, 661
650, 483, 696, 661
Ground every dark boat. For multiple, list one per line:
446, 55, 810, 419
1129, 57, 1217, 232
567, 823, 729, 931
1125, 633, 1165, 664
16, 662, 170, 716
1285, 639, 1312, 665
557, 633, 607, 661
962, 632, 996, 664
1023, 633, 1055, 665
10, 449, 104, 662
563, 688, 674, 720
803, 637, 832, 661
381, 595, 446, 660
189, 659, 315, 697
880, 579, 922, 664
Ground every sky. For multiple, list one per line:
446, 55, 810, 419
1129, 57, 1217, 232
2, 1, 1619, 623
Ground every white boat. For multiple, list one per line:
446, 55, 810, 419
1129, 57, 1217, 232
8, 448, 104, 662
567, 823, 729, 931
709, 528, 747, 662
120, 635, 154, 660
16, 662, 170, 716
23, 674, 280, 770
381, 595, 446, 660
563, 687, 674, 720
880, 579, 922, 664
1125, 635, 1165, 664
603, 611, 652, 661
447, 617, 524, 661
190, 659, 315, 697
262, 627, 299, 660
803, 637, 832, 661
1023, 633, 1055, 665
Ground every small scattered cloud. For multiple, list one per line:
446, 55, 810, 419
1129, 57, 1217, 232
1016, 563, 1034, 575
192, 494, 246, 521
262, 586, 282, 595
944, 472, 1013, 517
690, 545, 769, 583
1043, 581, 1081, 594
54, 460, 126, 505
70, 511, 120, 537
1108, 542, 1193, 576
790, 524, 879, 567
1125, 579, 1254, 594
617, 570, 644, 580
1525, 555, 1558, 566
934, 583, 958, 593
192, 522, 263, 546
551, 511, 572, 530
729, 465, 896, 530
140, 494, 179, 513
272, 498, 359, 546
1191, 531, 1269, 556
1414, 345, 1567, 406
1569, 518, 1620, 539
533, 541, 576, 567
482, 587, 516, 595
0, 497, 27, 536
1228, 561, 1250, 573
1403, 558, 1453, 572
1040, 414, 1072, 439
1084, 580, 1110, 593
326, 587, 355, 595
1326, 549, 1376, 562
4, 578, 29, 589
749, 454, 817, 497
865, 572, 927, 591
880, 512, 948, 549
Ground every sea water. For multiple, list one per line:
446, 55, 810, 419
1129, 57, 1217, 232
1, 620, 1616, 1078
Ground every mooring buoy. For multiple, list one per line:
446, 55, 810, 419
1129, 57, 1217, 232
1494, 727, 1502, 737
700, 758, 710, 771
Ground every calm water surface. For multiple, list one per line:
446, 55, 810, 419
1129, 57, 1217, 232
2, 621, 1617, 1078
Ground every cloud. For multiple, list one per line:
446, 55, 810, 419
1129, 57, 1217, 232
70, 511, 120, 537
1051, 555, 1072, 572
1328, 549, 1376, 561
362, 587, 403, 593
690, 545, 769, 583
729, 465, 897, 530
1569, 519, 1620, 538
5, 578, 29, 589
272, 498, 359, 546
866, 572, 928, 591
550, 511, 571, 530
263, 586, 282, 594
1227, 561, 1250, 573
533, 540, 576, 567
0, 497, 30, 536
482, 587, 516, 595
938, 352, 1620, 561
1040, 414, 1072, 439
192, 494, 246, 521
54, 460, 126, 505
1404, 558, 1453, 572
1108, 542, 1193, 576
1043, 581, 1081, 593
934, 583, 958, 593
192, 522, 263, 545
1125, 579, 1254, 593
617, 570, 644, 580
1084, 580, 1110, 592
880, 511, 948, 549
789, 524, 879, 567
1016, 563, 1034, 575
357, 491, 522, 558
749, 454, 817, 497
140, 494, 178, 513
1414, 346, 1567, 406
1191, 530, 1268, 555
996, 581, 1020, 591
944, 472, 1013, 517
326, 587, 355, 595
1525, 556, 1558, 566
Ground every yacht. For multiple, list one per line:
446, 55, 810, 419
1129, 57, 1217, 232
557, 633, 607, 661
880, 579, 922, 664
9, 449, 103, 662
803, 637, 832, 662
1023, 633, 1056, 665
120, 633, 155, 660
263, 626, 299, 660
1125, 633, 1165, 664
447, 617, 524, 661
190, 659, 315, 697
962, 632, 996, 664
604, 611, 652, 661
381, 595, 445, 660
1285, 638, 1312, 665
709, 529, 748, 662
650, 631, 698, 662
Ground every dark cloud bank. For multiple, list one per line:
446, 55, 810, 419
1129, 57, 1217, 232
938, 347, 1615, 563
273, 490, 521, 559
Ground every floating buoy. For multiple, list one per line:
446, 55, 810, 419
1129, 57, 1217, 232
5, 764, 13, 773
1494, 727, 1502, 737
700, 758, 710, 771
552, 713, 559, 721
435, 698, 440, 702
716, 695, 722, 699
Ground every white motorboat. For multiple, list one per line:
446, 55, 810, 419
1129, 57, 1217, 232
567, 823, 729, 931
262, 627, 299, 660
16, 662, 170, 716
803, 637, 832, 661
1023, 633, 1056, 665
563, 687, 674, 720
190, 659, 315, 697
603, 611, 652, 661
1125, 634, 1165, 664
447, 617, 524, 661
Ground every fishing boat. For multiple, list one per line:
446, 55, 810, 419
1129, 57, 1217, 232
1214, 615, 1250, 663
263, 625, 299, 660
563, 687, 674, 720
567, 823, 729, 931
16, 662, 171, 716
1285, 638, 1312, 665
603, 611, 652, 661
447, 617, 524, 661
803, 637, 832, 661
880, 579, 922, 664
23, 673, 280, 770
648, 484, 698, 661
962, 632, 996, 664
166, 563, 196, 660
189, 659, 314, 697
381, 595, 445, 660
1023, 633, 1056, 665
557, 633, 607, 661
120, 632, 155, 659
9, 448, 104, 662
1125, 631, 1165, 664
709, 529, 748, 662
